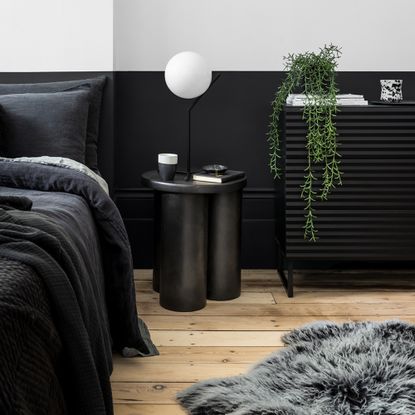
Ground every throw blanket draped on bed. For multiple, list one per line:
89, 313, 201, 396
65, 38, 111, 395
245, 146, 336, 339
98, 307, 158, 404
0, 257, 66, 415
0, 159, 158, 415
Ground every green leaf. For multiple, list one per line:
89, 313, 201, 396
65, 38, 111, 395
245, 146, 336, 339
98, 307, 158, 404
267, 44, 342, 240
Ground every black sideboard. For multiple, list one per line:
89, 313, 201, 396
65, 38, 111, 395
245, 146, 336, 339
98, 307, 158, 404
277, 105, 415, 295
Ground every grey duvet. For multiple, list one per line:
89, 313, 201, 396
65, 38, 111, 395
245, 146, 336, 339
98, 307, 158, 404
0, 159, 157, 415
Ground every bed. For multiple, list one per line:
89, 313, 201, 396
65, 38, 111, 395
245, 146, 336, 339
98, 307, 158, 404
0, 77, 157, 414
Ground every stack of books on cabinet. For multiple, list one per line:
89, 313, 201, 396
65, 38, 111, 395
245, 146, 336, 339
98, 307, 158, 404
286, 94, 368, 106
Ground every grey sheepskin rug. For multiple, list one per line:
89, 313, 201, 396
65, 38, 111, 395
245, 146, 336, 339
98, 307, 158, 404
177, 321, 415, 414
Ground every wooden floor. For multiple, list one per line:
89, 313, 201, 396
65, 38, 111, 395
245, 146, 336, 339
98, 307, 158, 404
112, 268, 415, 414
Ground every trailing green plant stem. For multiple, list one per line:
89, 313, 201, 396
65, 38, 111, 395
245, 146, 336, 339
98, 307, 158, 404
267, 44, 343, 241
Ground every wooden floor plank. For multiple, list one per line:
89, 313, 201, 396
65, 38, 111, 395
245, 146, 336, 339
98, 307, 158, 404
137, 290, 276, 305
121, 346, 279, 364
114, 404, 185, 415
142, 315, 284, 331
138, 301, 415, 317
273, 288, 415, 304
136, 279, 280, 293
240, 280, 281, 292
135, 281, 154, 291
134, 268, 415, 281
134, 269, 280, 283
111, 361, 248, 382
113, 382, 189, 404
142, 315, 415, 331
135, 269, 415, 289
151, 330, 286, 347
134, 270, 153, 281
288, 272, 415, 289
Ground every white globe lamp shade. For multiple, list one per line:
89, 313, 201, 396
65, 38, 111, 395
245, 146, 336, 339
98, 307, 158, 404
165, 51, 212, 99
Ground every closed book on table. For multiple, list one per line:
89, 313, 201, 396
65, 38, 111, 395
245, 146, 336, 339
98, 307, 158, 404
193, 170, 245, 183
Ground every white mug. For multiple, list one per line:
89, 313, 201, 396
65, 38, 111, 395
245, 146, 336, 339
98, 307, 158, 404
158, 153, 178, 181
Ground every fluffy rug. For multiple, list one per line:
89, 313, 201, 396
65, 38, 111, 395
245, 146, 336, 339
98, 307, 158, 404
177, 321, 415, 414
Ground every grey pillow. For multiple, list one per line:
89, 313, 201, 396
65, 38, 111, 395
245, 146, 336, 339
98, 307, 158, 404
0, 76, 106, 171
0, 90, 89, 164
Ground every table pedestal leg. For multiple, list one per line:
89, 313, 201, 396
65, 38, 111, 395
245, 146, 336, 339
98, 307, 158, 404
158, 193, 208, 311
153, 192, 161, 292
207, 190, 242, 300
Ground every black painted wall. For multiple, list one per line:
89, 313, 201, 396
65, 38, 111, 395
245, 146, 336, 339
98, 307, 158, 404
1, 71, 414, 268
113, 71, 415, 268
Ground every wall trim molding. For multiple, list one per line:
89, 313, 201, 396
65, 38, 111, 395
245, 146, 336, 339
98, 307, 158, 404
114, 187, 276, 195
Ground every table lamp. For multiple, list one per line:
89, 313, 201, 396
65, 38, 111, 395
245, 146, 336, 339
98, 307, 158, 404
165, 51, 220, 180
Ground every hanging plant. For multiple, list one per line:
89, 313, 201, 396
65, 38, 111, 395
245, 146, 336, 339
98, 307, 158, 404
267, 44, 342, 241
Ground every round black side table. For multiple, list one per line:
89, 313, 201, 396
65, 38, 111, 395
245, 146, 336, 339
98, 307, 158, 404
142, 171, 247, 311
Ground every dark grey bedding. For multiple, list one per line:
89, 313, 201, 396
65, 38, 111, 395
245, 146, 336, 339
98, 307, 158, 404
0, 257, 66, 415
0, 77, 106, 172
0, 89, 90, 163
0, 159, 157, 414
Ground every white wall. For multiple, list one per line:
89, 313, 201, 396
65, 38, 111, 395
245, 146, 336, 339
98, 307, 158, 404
0, 0, 113, 72
1, 1, 414, 72
114, 0, 415, 71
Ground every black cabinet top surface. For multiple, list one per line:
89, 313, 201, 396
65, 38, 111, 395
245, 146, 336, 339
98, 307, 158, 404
285, 104, 415, 112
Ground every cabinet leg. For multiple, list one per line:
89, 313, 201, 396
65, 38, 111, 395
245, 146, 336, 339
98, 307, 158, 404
278, 260, 294, 297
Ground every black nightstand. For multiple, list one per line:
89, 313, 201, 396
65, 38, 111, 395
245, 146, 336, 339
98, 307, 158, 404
142, 170, 247, 311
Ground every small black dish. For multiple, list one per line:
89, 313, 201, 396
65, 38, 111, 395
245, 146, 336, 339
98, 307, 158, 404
202, 164, 228, 175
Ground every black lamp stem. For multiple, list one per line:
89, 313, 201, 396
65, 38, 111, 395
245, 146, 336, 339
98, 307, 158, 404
185, 73, 222, 181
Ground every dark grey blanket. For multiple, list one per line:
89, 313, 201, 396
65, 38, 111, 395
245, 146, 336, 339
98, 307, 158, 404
0, 257, 66, 415
0, 160, 158, 414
